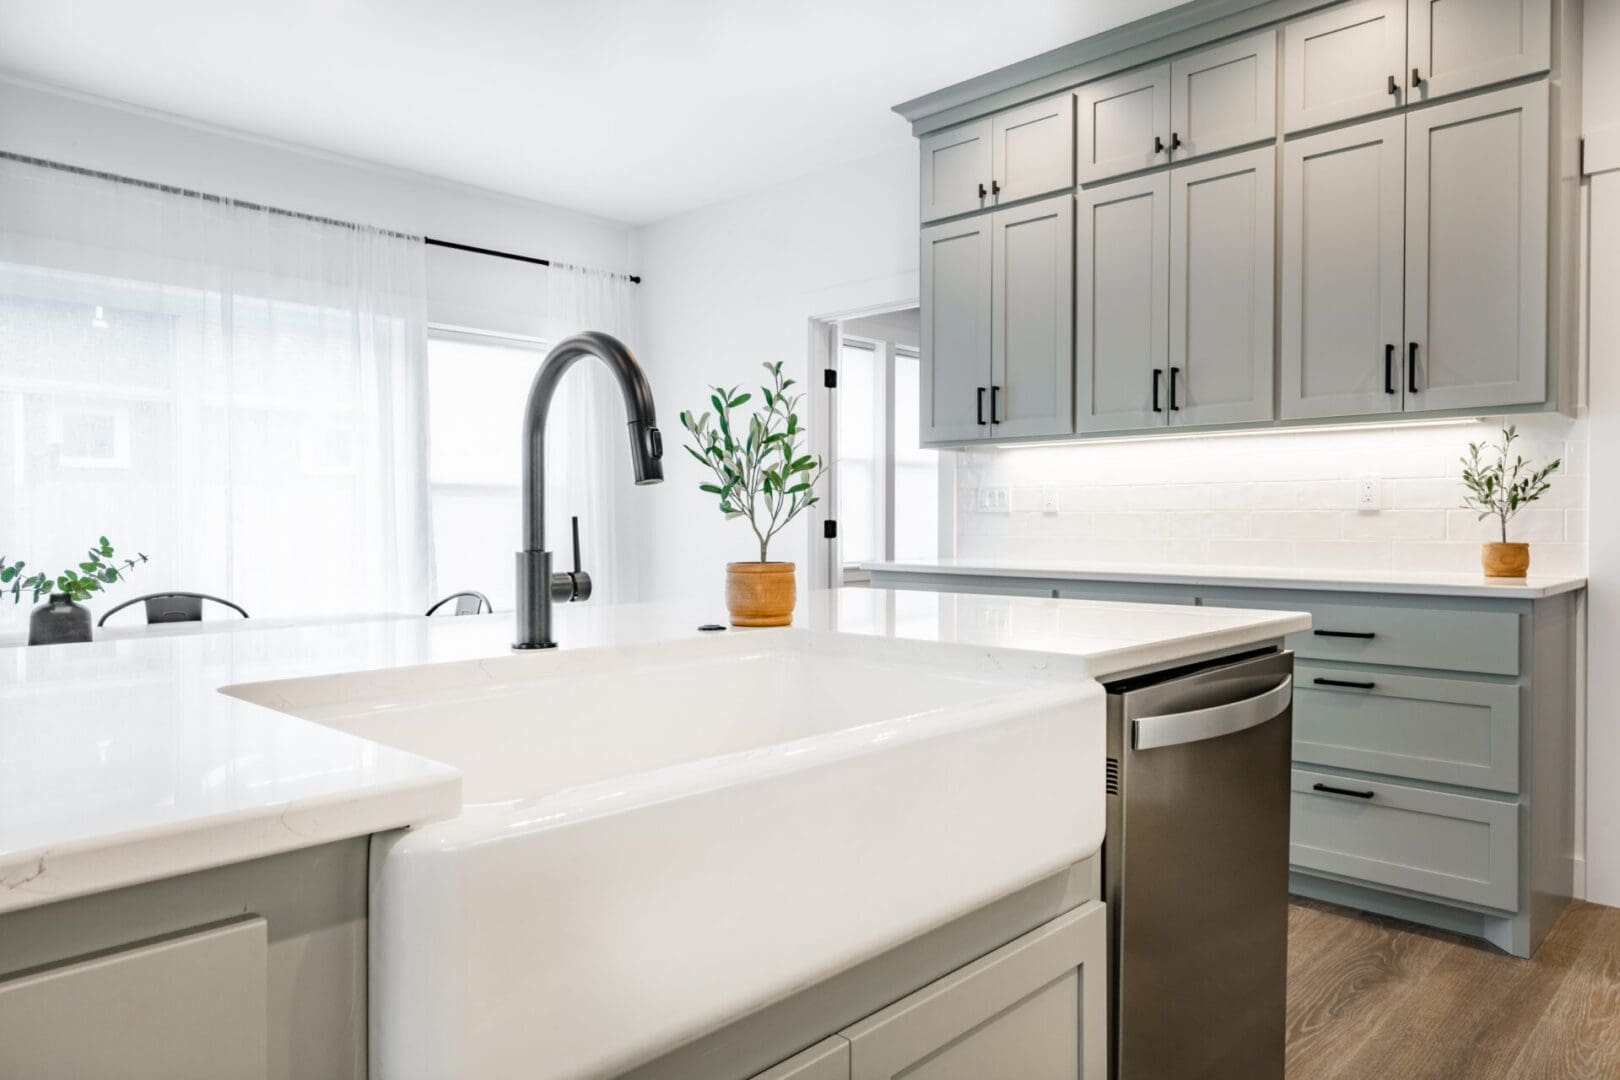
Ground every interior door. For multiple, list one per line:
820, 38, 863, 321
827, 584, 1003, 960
1282, 0, 1407, 132
992, 93, 1075, 205
990, 193, 1075, 440
919, 119, 992, 223
1169, 145, 1276, 427
1404, 82, 1548, 413
1408, 0, 1551, 103
1168, 30, 1278, 162
1076, 64, 1171, 184
1280, 116, 1406, 420
1076, 173, 1169, 433
921, 216, 993, 443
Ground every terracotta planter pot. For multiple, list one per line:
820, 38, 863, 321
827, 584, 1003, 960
726, 562, 796, 627
1482, 541, 1531, 578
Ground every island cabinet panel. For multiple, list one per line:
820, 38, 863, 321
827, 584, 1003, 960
1076, 64, 1172, 183
1408, 0, 1551, 103
751, 1038, 852, 1080
990, 93, 1075, 206
919, 120, 992, 223
1168, 145, 1276, 427
1404, 82, 1548, 413
1280, 116, 1407, 420
1076, 173, 1170, 433
1282, 0, 1407, 132
921, 216, 993, 443
990, 194, 1075, 440
1168, 29, 1278, 161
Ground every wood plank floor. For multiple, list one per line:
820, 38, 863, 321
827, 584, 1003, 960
1288, 898, 1620, 1079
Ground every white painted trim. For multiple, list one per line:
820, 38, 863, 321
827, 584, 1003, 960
1586, 126, 1620, 175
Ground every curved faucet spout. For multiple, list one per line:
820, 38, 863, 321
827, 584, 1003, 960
515, 331, 663, 649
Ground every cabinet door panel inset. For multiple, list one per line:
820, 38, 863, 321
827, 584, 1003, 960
1281, 117, 1405, 420
1076, 65, 1171, 183
1409, 0, 1551, 102
993, 94, 1075, 205
921, 217, 993, 443
1077, 173, 1169, 433
991, 194, 1075, 440
1169, 30, 1277, 161
920, 120, 991, 223
1169, 146, 1276, 427
1283, 0, 1407, 132
1405, 82, 1547, 412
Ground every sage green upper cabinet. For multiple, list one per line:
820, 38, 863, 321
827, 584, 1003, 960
1168, 30, 1278, 161
991, 194, 1075, 439
1281, 117, 1406, 420
990, 94, 1075, 205
1077, 173, 1169, 433
1405, 82, 1548, 413
921, 215, 993, 442
1076, 64, 1171, 183
1408, 0, 1551, 103
920, 120, 991, 222
1282, 0, 1407, 132
1169, 145, 1276, 427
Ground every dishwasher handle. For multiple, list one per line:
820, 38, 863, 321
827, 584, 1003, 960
1132, 675, 1292, 750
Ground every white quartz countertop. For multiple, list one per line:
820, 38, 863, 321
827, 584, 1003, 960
0, 588, 1307, 913
864, 557, 1587, 600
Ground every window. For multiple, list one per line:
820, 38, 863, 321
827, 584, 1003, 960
833, 322, 942, 581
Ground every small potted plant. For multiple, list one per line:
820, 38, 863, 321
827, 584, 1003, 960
1460, 426, 1560, 578
680, 362, 826, 627
2, 538, 148, 645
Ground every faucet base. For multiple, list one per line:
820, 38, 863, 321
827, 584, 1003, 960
513, 641, 558, 650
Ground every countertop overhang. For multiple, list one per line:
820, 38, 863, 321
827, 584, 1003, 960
0, 589, 1308, 914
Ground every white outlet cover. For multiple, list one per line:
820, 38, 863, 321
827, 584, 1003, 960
1041, 485, 1059, 513
1356, 476, 1382, 510
982, 485, 1011, 512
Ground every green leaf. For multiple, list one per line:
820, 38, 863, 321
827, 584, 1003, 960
727, 392, 752, 409
700, 483, 725, 495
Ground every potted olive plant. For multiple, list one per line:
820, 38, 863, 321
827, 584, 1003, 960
680, 362, 826, 627
3, 538, 148, 645
1460, 426, 1560, 578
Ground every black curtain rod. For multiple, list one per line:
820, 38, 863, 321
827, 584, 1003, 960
2, 150, 643, 285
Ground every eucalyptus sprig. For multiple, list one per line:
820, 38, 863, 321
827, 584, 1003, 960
1, 537, 148, 605
1460, 426, 1560, 543
679, 362, 826, 563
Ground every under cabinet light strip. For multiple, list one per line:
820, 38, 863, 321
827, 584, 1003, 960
988, 417, 1490, 451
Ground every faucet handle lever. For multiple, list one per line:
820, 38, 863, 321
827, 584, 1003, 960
571, 515, 583, 576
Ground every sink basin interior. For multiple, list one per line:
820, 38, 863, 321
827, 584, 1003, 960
225, 630, 1065, 806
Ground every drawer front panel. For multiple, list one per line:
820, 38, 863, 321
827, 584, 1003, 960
1291, 767, 1519, 910
1295, 663, 1521, 792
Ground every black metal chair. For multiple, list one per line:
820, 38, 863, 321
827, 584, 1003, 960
425, 591, 493, 617
98, 591, 250, 627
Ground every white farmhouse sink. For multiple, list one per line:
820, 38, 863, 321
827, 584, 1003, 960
226, 628, 1103, 1079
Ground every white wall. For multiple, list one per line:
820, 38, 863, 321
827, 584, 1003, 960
0, 77, 639, 339
634, 145, 920, 604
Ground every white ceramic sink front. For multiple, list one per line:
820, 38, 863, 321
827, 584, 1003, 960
226, 628, 1103, 1079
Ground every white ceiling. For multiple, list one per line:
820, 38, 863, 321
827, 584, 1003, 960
0, 0, 1184, 225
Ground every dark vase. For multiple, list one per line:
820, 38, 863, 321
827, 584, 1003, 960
28, 593, 93, 646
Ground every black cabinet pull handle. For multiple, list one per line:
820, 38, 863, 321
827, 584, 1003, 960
1388, 74, 1399, 96
1314, 677, 1377, 690
1154, 135, 1166, 155
1313, 782, 1376, 800
990, 385, 1002, 423
1408, 341, 1420, 393
1168, 367, 1181, 411
978, 182, 987, 200
1411, 66, 1424, 88
1170, 132, 1182, 151
1384, 344, 1397, 394
976, 387, 987, 425
1152, 368, 1164, 412
1314, 629, 1375, 639
991, 179, 1000, 197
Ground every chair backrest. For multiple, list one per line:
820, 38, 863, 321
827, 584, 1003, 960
425, 591, 493, 617
98, 592, 250, 627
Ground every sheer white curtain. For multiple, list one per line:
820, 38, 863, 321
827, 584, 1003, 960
0, 156, 432, 632
538, 263, 644, 604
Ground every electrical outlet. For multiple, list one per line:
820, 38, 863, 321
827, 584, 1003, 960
1357, 476, 1382, 510
981, 485, 1011, 513
1041, 484, 1059, 513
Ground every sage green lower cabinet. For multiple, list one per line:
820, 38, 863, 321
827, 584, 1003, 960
753, 1038, 851, 1080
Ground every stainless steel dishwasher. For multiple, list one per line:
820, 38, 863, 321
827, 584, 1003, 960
1102, 647, 1294, 1080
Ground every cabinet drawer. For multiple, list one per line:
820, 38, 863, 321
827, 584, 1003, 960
1295, 663, 1520, 792
1291, 768, 1519, 910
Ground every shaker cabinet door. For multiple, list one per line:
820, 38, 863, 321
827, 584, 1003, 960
1169, 145, 1276, 427
1282, 0, 1407, 132
1076, 64, 1171, 183
990, 194, 1075, 440
921, 216, 993, 443
920, 120, 992, 223
1076, 173, 1169, 433
991, 93, 1075, 205
1408, 0, 1551, 103
1280, 116, 1406, 420
1404, 82, 1548, 413
1168, 30, 1278, 161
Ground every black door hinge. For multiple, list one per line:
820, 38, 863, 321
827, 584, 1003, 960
823, 519, 838, 539
824, 368, 837, 389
